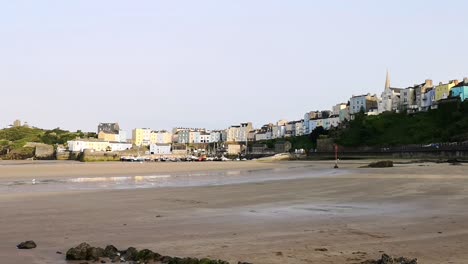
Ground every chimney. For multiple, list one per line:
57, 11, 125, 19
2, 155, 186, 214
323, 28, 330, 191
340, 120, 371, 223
425, 79, 433, 87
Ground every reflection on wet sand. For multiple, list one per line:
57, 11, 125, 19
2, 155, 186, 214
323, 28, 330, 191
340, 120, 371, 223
0, 166, 345, 194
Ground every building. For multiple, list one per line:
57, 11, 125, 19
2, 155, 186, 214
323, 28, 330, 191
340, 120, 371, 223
98, 123, 120, 133
150, 130, 172, 144
412, 79, 434, 112
210, 130, 222, 143
98, 131, 119, 142
332, 103, 347, 116
248, 130, 258, 142
13, 119, 22, 127
285, 122, 296, 137
68, 139, 131, 152
226, 122, 253, 142
435, 80, 458, 101
399, 87, 415, 112
132, 128, 152, 146
199, 132, 211, 143
421, 88, 436, 111
451, 78, 468, 101
294, 120, 305, 136
110, 142, 133, 151
227, 144, 242, 155
339, 104, 350, 122
272, 122, 286, 139
323, 116, 340, 130
378, 70, 404, 113
349, 93, 378, 115
149, 144, 172, 155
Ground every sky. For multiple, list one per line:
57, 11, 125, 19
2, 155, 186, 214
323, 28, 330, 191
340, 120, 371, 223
1, 0, 467, 133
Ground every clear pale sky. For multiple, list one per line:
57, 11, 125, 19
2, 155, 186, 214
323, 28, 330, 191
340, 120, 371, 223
1, 0, 467, 132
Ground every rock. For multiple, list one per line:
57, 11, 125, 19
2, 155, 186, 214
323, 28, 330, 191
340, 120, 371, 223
111, 255, 121, 263
63, 243, 236, 264
368, 160, 394, 168
315, 248, 328, 252
159, 255, 174, 263
56, 251, 63, 254
66, 242, 91, 260
120, 247, 139, 261
17, 240, 37, 249
104, 245, 119, 258
361, 253, 417, 264
136, 248, 161, 262
88, 247, 105, 261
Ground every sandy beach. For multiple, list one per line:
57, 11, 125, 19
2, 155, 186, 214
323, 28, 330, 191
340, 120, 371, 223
0, 160, 467, 263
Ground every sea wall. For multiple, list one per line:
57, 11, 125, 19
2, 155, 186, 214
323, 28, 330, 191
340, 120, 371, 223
311, 150, 468, 160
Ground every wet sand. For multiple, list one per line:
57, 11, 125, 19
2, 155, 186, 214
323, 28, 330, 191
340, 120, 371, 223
0, 160, 467, 263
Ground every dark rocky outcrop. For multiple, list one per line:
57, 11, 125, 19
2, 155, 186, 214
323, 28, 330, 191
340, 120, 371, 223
65, 242, 104, 261
136, 249, 161, 262
66, 242, 91, 260
361, 253, 417, 264
17, 240, 37, 249
65, 243, 237, 263
368, 160, 394, 168
120, 246, 139, 261
103, 244, 119, 258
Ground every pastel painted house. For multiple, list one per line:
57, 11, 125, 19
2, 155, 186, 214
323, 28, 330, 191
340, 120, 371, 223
435, 80, 458, 101
421, 88, 436, 111
450, 78, 468, 101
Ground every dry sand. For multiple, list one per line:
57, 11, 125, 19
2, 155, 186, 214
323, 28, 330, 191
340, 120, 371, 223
0, 160, 467, 263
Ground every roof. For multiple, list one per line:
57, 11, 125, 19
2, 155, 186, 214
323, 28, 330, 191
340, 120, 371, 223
454, 80, 468, 88
151, 143, 171, 146
389, 87, 404, 92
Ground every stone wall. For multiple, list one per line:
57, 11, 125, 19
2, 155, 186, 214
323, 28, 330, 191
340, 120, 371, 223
24, 142, 55, 159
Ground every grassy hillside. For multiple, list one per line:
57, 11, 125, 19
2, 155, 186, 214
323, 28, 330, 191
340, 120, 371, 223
0, 126, 91, 159
336, 100, 468, 146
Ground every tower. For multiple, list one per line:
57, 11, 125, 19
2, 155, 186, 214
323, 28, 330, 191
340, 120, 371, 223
385, 69, 390, 90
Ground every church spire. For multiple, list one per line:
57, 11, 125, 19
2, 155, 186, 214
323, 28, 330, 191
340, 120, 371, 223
385, 69, 390, 90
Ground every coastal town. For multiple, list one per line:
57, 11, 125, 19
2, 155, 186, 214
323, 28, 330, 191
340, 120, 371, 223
47, 72, 467, 159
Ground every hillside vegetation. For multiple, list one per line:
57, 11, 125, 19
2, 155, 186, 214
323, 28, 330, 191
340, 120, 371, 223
0, 126, 91, 159
336, 100, 468, 146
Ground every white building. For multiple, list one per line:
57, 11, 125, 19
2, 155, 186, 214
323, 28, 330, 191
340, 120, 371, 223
295, 120, 304, 136
272, 120, 287, 139
210, 131, 222, 143
378, 70, 403, 113
226, 122, 253, 142
110, 142, 133, 151
150, 144, 172, 155
323, 117, 340, 130
199, 133, 211, 143
68, 140, 132, 152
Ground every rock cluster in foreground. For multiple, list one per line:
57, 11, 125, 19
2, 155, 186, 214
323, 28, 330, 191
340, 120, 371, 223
361, 253, 417, 264
66, 242, 251, 264
17, 240, 37, 249
367, 160, 394, 168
